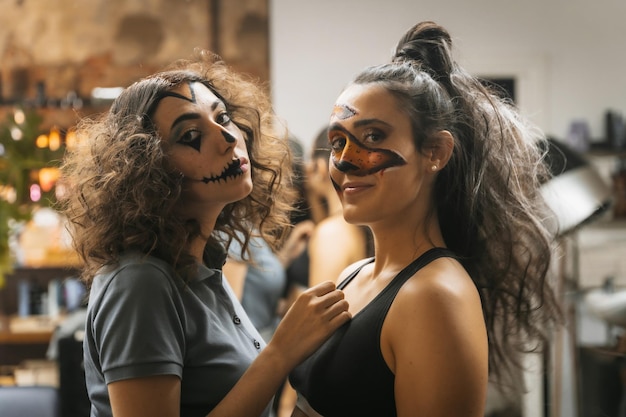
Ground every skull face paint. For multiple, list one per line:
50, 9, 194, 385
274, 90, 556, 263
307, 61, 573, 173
329, 105, 407, 176
152, 82, 250, 185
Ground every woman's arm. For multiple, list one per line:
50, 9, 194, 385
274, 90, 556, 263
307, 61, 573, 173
208, 281, 349, 417
109, 376, 181, 416
384, 259, 488, 417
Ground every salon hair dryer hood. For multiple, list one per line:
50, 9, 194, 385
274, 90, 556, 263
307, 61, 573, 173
539, 138, 613, 238
540, 139, 622, 326
584, 286, 626, 328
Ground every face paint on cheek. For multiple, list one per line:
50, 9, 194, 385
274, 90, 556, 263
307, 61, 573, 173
177, 135, 202, 152
331, 135, 407, 176
177, 129, 237, 153
222, 130, 237, 143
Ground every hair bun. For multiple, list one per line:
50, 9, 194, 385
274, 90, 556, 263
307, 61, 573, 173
393, 21, 454, 82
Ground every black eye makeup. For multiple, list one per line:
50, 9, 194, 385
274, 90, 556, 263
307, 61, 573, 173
177, 129, 203, 152
215, 108, 233, 126
215, 110, 232, 126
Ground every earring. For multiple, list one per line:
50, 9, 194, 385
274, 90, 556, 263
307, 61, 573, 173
431, 165, 438, 172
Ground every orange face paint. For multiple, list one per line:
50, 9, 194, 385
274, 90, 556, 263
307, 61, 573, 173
332, 105, 357, 120
329, 126, 406, 176
328, 104, 406, 176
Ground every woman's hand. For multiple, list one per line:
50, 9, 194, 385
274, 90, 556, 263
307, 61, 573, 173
268, 281, 350, 369
204, 282, 347, 416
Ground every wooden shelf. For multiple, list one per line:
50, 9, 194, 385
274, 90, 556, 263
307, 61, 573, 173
0, 266, 81, 317
0, 267, 82, 365
0, 314, 67, 366
0, 314, 61, 343
0, 328, 54, 345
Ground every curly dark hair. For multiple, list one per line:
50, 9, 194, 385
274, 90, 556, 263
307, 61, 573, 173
350, 21, 562, 388
59, 49, 295, 284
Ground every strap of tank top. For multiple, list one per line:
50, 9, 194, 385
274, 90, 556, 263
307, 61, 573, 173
338, 248, 457, 291
393, 247, 457, 285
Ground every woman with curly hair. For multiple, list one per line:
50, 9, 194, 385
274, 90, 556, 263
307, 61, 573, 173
58, 50, 350, 417
289, 21, 562, 417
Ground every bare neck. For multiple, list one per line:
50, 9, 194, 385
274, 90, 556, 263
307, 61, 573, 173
368, 213, 445, 275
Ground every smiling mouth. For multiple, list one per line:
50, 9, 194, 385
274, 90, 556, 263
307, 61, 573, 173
201, 158, 243, 184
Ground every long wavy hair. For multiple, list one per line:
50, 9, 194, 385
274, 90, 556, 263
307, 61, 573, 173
350, 21, 562, 387
59, 49, 295, 284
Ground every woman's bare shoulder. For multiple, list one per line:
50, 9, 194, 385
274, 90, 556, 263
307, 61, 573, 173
390, 256, 484, 333
405, 256, 476, 300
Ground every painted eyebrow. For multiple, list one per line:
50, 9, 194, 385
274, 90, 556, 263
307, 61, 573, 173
170, 101, 222, 131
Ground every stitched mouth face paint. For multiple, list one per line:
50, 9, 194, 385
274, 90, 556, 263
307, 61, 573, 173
153, 81, 248, 185
197, 158, 244, 184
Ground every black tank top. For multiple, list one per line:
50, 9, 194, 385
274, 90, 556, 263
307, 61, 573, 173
289, 247, 457, 417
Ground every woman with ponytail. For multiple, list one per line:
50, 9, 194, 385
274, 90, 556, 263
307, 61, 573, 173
289, 21, 561, 417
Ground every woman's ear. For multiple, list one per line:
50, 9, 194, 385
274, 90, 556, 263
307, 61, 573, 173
427, 130, 454, 173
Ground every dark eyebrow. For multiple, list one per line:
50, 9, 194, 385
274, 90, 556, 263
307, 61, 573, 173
328, 118, 392, 134
353, 118, 393, 128
171, 112, 201, 131
170, 100, 223, 131
328, 122, 343, 132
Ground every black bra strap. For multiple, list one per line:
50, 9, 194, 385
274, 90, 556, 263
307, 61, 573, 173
337, 258, 374, 290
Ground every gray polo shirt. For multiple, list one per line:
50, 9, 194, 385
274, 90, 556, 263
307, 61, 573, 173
84, 253, 270, 417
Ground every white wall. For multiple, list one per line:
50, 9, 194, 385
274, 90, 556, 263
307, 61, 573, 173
270, 0, 626, 152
